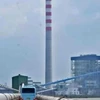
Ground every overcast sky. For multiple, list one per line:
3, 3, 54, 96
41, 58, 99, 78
0, 0, 100, 86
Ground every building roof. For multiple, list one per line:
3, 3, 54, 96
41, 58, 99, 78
71, 54, 100, 60
12, 74, 28, 78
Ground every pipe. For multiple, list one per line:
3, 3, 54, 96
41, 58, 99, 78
0, 93, 21, 100
36, 95, 59, 100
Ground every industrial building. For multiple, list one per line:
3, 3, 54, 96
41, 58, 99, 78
54, 82, 80, 96
12, 74, 28, 90
71, 54, 100, 95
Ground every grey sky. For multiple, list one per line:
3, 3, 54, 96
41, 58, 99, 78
0, 0, 100, 86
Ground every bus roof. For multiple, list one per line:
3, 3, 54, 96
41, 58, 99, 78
22, 85, 36, 89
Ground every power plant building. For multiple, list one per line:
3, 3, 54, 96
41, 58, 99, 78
71, 54, 100, 89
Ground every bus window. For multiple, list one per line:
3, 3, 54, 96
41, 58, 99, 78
22, 88, 35, 93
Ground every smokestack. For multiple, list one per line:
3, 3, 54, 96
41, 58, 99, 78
45, 0, 52, 85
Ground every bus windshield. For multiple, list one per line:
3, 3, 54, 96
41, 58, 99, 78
22, 88, 35, 93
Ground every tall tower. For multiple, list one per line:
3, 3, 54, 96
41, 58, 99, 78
45, 0, 52, 84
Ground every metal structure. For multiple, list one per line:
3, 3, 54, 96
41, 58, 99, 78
39, 71, 100, 96
41, 71, 100, 87
0, 84, 19, 93
45, 0, 52, 84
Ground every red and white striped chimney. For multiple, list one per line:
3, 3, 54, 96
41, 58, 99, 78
45, 0, 52, 85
